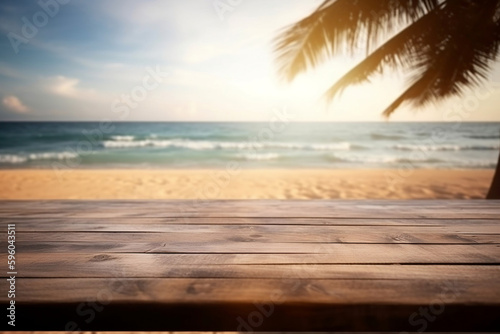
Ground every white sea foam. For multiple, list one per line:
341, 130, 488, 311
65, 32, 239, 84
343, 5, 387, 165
102, 139, 223, 149
0, 152, 78, 164
329, 154, 399, 164
102, 140, 154, 148
28, 152, 79, 160
0, 154, 28, 164
307, 142, 351, 151
328, 153, 496, 168
238, 153, 280, 161
110, 135, 135, 141
329, 153, 444, 164
102, 138, 354, 151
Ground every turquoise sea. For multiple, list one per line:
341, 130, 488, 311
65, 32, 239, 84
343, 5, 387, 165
0, 122, 498, 169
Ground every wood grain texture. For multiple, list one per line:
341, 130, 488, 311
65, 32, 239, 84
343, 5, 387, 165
12, 254, 500, 278
0, 200, 499, 331
3, 278, 499, 331
1, 200, 500, 218
2, 217, 500, 227
7, 241, 500, 258
5, 277, 499, 304
11, 230, 500, 244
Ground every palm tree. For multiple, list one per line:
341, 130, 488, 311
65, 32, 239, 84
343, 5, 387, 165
274, 0, 500, 199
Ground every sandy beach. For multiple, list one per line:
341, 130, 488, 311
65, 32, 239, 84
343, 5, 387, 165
0, 169, 493, 200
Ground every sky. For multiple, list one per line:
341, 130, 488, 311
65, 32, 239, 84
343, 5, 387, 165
0, 0, 500, 122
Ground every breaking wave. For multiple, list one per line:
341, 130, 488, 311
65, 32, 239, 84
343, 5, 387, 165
328, 154, 444, 164
110, 135, 135, 141
237, 153, 281, 161
102, 138, 360, 151
0, 152, 78, 164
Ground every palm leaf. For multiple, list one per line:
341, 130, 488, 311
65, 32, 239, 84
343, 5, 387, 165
323, 5, 443, 101
275, 0, 439, 82
275, 0, 500, 117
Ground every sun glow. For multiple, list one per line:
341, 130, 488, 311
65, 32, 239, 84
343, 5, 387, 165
0, 0, 499, 121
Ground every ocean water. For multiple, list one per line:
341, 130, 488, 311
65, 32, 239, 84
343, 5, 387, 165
0, 122, 498, 169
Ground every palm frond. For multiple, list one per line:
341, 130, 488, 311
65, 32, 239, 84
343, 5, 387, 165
275, 0, 500, 117
323, 5, 442, 101
382, 0, 500, 116
274, 0, 439, 82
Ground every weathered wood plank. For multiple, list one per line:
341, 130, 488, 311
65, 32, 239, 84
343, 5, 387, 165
0, 279, 494, 319
6, 249, 500, 265
12, 253, 500, 278
3, 199, 498, 207
1, 200, 499, 218
6, 243, 500, 263
2, 278, 499, 331
1, 210, 497, 218
11, 231, 500, 244
6, 217, 500, 229
5, 277, 498, 304
1, 199, 499, 331
1, 199, 499, 208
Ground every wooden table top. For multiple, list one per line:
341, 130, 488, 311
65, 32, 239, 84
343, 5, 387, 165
1, 200, 499, 331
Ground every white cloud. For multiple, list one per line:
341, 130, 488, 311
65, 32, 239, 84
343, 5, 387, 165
45, 75, 104, 101
2, 95, 29, 113
47, 76, 80, 97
